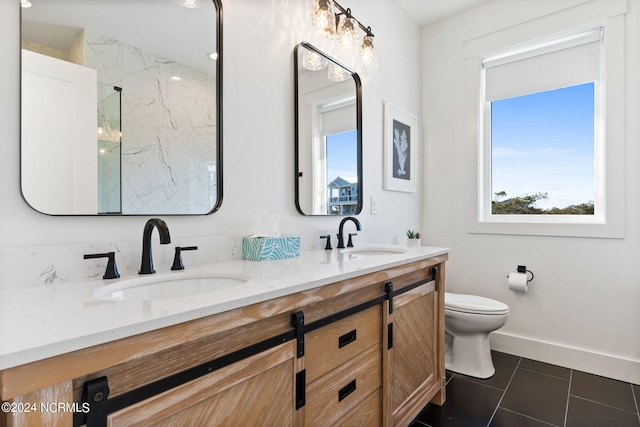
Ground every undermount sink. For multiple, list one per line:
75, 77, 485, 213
94, 273, 247, 301
340, 245, 409, 256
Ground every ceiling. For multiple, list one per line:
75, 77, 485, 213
395, 0, 495, 27
20, 0, 492, 75
21, 0, 218, 74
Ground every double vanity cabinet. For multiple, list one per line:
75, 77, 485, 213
0, 249, 447, 426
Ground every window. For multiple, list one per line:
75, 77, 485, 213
326, 130, 358, 215
464, 4, 626, 238
490, 83, 595, 215
480, 28, 605, 224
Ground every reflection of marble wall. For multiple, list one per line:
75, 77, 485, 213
85, 31, 216, 214
22, 39, 66, 61
23, 31, 85, 65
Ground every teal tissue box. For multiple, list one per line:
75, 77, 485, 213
242, 237, 300, 261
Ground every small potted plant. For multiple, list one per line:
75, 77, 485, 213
406, 230, 422, 247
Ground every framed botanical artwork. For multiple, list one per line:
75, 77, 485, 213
384, 102, 417, 192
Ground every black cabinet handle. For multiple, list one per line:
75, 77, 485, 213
338, 329, 357, 348
338, 379, 356, 402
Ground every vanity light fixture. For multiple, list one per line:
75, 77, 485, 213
308, 0, 378, 73
360, 33, 379, 72
172, 0, 207, 8
311, 0, 337, 39
336, 13, 359, 57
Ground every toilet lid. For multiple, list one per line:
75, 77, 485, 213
445, 292, 510, 315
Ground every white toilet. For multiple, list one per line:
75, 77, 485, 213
444, 292, 509, 379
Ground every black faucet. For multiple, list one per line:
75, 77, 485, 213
84, 252, 120, 279
320, 235, 333, 250
171, 246, 198, 271
139, 218, 171, 274
337, 217, 361, 249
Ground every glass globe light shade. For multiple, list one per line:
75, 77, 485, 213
360, 35, 379, 72
327, 63, 349, 82
336, 16, 359, 57
311, 0, 336, 39
302, 49, 328, 71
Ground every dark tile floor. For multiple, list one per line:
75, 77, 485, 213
412, 351, 640, 427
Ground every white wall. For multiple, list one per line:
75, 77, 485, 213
0, 1, 422, 277
423, 0, 640, 383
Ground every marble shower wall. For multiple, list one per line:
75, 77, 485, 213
85, 30, 217, 214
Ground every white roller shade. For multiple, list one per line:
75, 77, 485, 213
483, 28, 602, 102
320, 103, 356, 136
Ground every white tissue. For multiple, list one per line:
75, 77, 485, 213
249, 213, 282, 238
508, 272, 528, 293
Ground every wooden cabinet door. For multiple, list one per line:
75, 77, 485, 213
389, 280, 443, 426
107, 341, 296, 427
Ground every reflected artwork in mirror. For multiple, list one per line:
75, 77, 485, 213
20, 0, 222, 215
294, 42, 362, 216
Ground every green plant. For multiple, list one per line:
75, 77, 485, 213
492, 191, 595, 215
406, 230, 421, 239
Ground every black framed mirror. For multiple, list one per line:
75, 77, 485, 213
294, 42, 362, 216
20, 0, 222, 215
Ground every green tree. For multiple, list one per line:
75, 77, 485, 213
492, 192, 548, 214
545, 202, 594, 215
492, 191, 594, 215
494, 191, 507, 200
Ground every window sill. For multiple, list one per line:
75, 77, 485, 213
467, 218, 624, 239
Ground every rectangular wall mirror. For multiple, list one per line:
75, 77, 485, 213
294, 42, 362, 216
20, 0, 222, 215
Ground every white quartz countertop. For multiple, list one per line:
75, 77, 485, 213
0, 245, 448, 371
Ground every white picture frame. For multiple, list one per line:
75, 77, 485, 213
383, 102, 417, 192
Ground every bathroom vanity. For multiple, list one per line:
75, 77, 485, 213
0, 247, 448, 426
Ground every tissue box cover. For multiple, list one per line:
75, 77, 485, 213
242, 237, 300, 261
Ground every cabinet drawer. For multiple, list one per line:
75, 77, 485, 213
306, 305, 382, 382
332, 388, 381, 427
306, 344, 381, 427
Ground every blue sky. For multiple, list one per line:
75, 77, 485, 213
326, 129, 358, 183
491, 83, 595, 210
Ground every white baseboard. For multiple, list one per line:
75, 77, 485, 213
489, 331, 640, 385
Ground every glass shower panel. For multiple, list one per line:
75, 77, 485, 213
97, 86, 122, 214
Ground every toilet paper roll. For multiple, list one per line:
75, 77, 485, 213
508, 272, 528, 293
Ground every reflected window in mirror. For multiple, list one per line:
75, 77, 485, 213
20, 0, 222, 215
327, 131, 358, 215
295, 42, 362, 216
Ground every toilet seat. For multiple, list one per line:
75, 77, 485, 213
445, 293, 509, 315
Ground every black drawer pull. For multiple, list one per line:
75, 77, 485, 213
338, 379, 356, 402
338, 329, 357, 348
